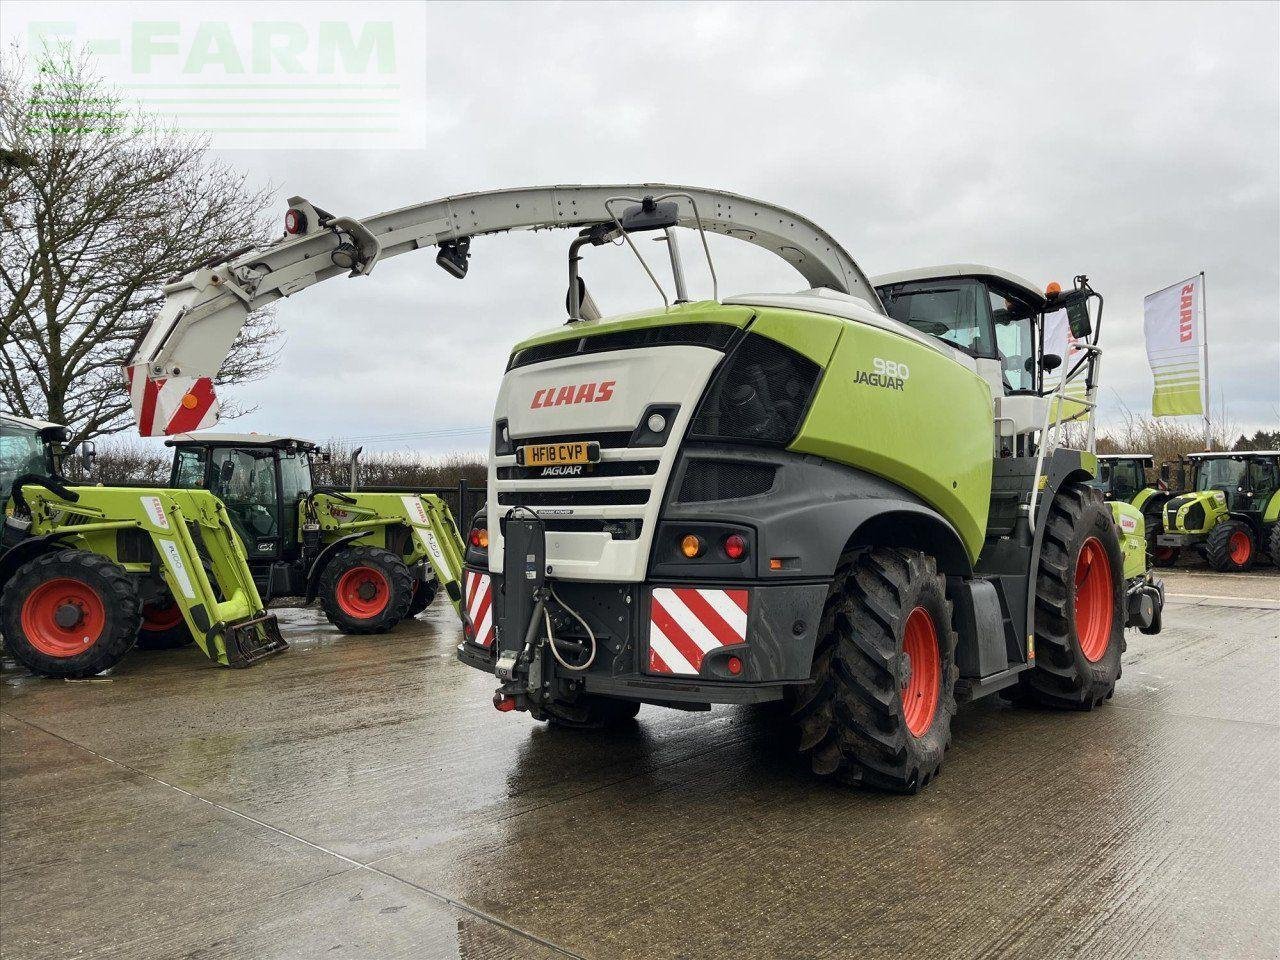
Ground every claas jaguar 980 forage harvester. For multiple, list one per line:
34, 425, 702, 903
121, 184, 1164, 792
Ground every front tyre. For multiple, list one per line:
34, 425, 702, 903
406, 578, 438, 618
1021, 483, 1124, 709
789, 547, 958, 794
1205, 520, 1255, 572
318, 546, 414, 634
539, 696, 641, 730
0, 550, 140, 678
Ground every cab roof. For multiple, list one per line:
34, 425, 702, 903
165, 432, 315, 449
1186, 450, 1279, 458
1, 411, 63, 433
870, 264, 1047, 307
1097, 454, 1154, 463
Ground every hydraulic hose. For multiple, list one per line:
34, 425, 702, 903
545, 583, 597, 672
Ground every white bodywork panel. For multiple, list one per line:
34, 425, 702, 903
126, 184, 881, 435
488, 344, 723, 583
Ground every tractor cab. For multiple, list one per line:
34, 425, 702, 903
873, 266, 1100, 458
1095, 454, 1158, 503
167, 433, 319, 562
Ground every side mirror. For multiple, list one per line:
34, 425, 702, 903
619, 197, 679, 234
79, 440, 96, 473
1040, 353, 1063, 373
1066, 299, 1092, 339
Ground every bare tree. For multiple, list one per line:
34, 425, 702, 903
0, 48, 280, 445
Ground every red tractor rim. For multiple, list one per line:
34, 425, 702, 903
142, 600, 183, 631
335, 566, 390, 619
1153, 546, 1176, 563
902, 606, 941, 737
1075, 537, 1114, 663
20, 578, 107, 658
1229, 530, 1251, 565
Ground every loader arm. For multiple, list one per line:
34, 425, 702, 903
125, 183, 881, 435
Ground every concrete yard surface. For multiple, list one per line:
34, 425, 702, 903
1, 568, 1277, 960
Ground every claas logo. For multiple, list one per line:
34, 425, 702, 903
530, 381, 616, 409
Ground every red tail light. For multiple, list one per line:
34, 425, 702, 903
493, 692, 517, 712
727, 655, 743, 675
722, 533, 747, 560
469, 527, 489, 549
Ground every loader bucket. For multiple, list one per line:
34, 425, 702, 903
222, 612, 288, 667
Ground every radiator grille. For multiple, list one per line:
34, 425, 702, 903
690, 333, 819, 445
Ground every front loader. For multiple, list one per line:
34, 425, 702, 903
1, 412, 285, 678
122, 184, 1164, 793
163, 432, 468, 636
1156, 450, 1280, 571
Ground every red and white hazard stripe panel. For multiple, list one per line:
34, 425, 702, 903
124, 364, 220, 437
463, 570, 495, 648
647, 587, 749, 676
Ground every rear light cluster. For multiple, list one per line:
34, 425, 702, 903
469, 526, 489, 549
676, 531, 748, 562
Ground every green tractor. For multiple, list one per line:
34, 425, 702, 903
1, 411, 285, 677
163, 433, 469, 634
1093, 454, 1175, 564
1156, 450, 1280, 572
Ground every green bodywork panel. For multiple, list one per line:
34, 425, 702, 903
1109, 501, 1148, 580
511, 301, 754, 353
1131, 487, 1161, 511
510, 300, 994, 563
1164, 490, 1229, 535
786, 312, 994, 561
20, 484, 274, 666
1265, 490, 1280, 524
309, 491, 466, 617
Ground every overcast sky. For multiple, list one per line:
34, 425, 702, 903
16, 1, 1280, 452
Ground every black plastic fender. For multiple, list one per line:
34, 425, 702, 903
0, 531, 74, 594
303, 532, 368, 603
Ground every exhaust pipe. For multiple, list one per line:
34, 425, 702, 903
349, 446, 362, 492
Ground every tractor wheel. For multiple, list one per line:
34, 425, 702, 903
136, 596, 194, 650
1205, 520, 1256, 572
318, 546, 414, 634
788, 547, 957, 793
538, 696, 641, 729
1268, 524, 1280, 567
1020, 483, 1124, 709
0, 550, 140, 679
406, 578, 438, 617
1151, 542, 1180, 567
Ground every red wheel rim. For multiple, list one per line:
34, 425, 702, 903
1153, 546, 1176, 563
142, 600, 183, 631
1229, 530, 1251, 565
20, 578, 107, 658
335, 566, 390, 619
901, 606, 941, 737
1075, 537, 1114, 663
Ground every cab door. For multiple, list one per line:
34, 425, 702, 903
207, 447, 283, 560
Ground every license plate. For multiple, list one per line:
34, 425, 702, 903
516, 440, 600, 467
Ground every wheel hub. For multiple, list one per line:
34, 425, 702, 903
54, 602, 84, 629
357, 580, 378, 601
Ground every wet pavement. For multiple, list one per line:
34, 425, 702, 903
1, 568, 1276, 960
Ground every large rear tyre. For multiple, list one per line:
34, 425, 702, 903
1020, 483, 1124, 709
0, 550, 140, 678
136, 596, 194, 650
1205, 520, 1255, 572
406, 578, 438, 618
789, 547, 957, 794
318, 546, 414, 634
1268, 524, 1280, 568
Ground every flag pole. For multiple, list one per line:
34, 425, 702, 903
1200, 270, 1210, 450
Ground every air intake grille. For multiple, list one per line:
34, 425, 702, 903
497, 489, 650, 508
508, 322, 737, 370
677, 460, 776, 503
690, 333, 820, 445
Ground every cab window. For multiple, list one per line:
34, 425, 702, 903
278, 452, 312, 539
0, 426, 48, 505
880, 279, 995, 358
1246, 458, 1278, 500
1195, 458, 1244, 493
209, 448, 280, 539
990, 289, 1037, 391
172, 447, 206, 488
